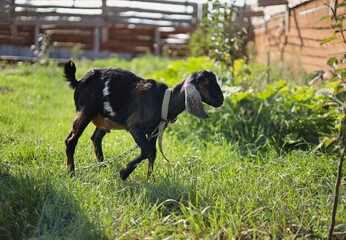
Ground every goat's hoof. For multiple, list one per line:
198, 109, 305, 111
66, 164, 75, 177
69, 171, 75, 178
147, 174, 155, 182
120, 168, 129, 181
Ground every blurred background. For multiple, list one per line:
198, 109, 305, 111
1, 0, 344, 72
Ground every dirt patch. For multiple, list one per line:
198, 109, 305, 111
0, 86, 13, 94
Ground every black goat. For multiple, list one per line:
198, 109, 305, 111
63, 60, 224, 180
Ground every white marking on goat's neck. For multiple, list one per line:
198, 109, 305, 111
103, 80, 116, 117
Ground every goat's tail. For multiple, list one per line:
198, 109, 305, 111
64, 60, 79, 89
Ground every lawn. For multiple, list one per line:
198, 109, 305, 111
0, 58, 345, 239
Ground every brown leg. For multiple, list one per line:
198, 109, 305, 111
65, 108, 95, 172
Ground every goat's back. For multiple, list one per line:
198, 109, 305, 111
74, 67, 168, 132
73, 68, 141, 111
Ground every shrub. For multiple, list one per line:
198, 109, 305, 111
171, 60, 339, 153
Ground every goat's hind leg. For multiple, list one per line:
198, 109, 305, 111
65, 108, 95, 173
91, 127, 107, 162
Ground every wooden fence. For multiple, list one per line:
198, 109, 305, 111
253, 0, 346, 72
0, 0, 199, 59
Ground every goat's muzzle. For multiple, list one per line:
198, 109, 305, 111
211, 94, 224, 108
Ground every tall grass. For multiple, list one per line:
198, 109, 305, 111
0, 58, 345, 239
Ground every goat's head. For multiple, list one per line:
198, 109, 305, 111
184, 70, 224, 119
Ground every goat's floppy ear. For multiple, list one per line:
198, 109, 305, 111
184, 82, 209, 119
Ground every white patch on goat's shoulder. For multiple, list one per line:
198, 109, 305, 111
103, 101, 116, 117
103, 79, 111, 97
102, 80, 116, 117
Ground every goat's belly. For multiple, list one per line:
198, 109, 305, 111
92, 114, 125, 130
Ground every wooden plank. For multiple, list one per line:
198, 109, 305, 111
258, 0, 288, 7
49, 33, 93, 44
14, 1, 197, 10
108, 27, 154, 34
101, 43, 150, 53
105, 15, 192, 25
283, 44, 333, 58
0, 37, 33, 46
40, 25, 95, 31
104, 39, 153, 48
14, 11, 101, 18
0, 31, 11, 36
54, 42, 93, 50
265, 21, 284, 32
292, 0, 329, 12
285, 52, 327, 67
286, 26, 342, 41
43, 29, 93, 36
14, 4, 195, 17
13, 11, 193, 26
290, 6, 331, 28
108, 34, 152, 42
241, 10, 264, 18
285, 34, 344, 47
13, 18, 192, 29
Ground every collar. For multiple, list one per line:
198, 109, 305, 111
157, 88, 172, 162
161, 88, 171, 122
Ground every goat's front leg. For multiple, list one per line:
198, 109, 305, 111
147, 136, 157, 179
120, 129, 157, 181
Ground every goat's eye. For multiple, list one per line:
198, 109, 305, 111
197, 77, 209, 87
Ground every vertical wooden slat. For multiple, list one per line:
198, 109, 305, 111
94, 26, 100, 59
34, 24, 40, 50
154, 28, 161, 56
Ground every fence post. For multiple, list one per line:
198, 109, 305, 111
35, 24, 40, 51
94, 26, 100, 59
154, 28, 161, 56
266, 51, 271, 83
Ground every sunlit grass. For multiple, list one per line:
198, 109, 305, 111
0, 59, 345, 239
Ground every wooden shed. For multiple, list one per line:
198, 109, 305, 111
0, 0, 201, 60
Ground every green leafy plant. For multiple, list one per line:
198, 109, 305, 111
30, 31, 53, 65
171, 60, 338, 154
189, 0, 247, 74
306, 1, 346, 238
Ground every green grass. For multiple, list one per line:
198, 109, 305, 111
0, 59, 345, 239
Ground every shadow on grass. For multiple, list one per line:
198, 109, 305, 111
0, 166, 103, 240
120, 163, 200, 216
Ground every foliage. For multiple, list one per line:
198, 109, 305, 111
311, 2, 346, 238
305, 1, 346, 152
147, 56, 217, 86
171, 60, 339, 153
189, 0, 247, 73
92, 54, 174, 78
30, 31, 54, 65
71, 43, 84, 60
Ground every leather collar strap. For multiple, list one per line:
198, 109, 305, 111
157, 88, 172, 162
161, 88, 171, 122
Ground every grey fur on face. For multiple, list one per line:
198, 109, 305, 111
184, 82, 209, 119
